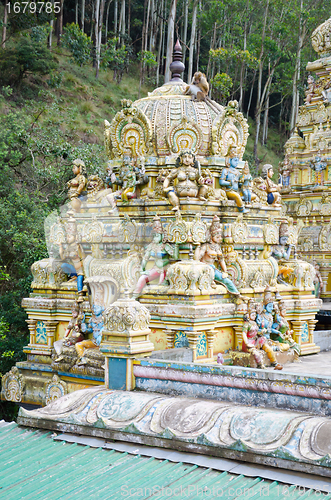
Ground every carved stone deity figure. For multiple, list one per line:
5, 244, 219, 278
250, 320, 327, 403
163, 150, 210, 211
260, 164, 282, 207
106, 156, 137, 211
313, 262, 323, 298
242, 300, 269, 369
53, 301, 85, 363
194, 215, 240, 296
75, 304, 104, 366
239, 161, 255, 204
310, 153, 327, 187
271, 222, 294, 285
272, 301, 300, 358
219, 145, 248, 213
305, 75, 316, 104
67, 159, 87, 212
58, 213, 85, 299
133, 157, 149, 188
133, 216, 179, 297
255, 289, 283, 370
279, 155, 293, 190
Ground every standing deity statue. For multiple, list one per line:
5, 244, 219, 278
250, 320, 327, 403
58, 213, 85, 300
313, 262, 323, 298
255, 289, 283, 370
163, 150, 210, 211
67, 159, 87, 212
194, 215, 240, 296
310, 153, 327, 187
279, 155, 293, 190
75, 304, 104, 366
239, 161, 255, 204
133, 216, 179, 297
219, 145, 248, 213
305, 75, 316, 104
53, 301, 85, 363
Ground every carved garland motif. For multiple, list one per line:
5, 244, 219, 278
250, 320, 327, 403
103, 302, 151, 333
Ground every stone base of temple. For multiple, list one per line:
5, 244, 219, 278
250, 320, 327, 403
229, 348, 296, 368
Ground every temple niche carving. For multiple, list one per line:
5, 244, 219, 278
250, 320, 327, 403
1, 40, 321, 408
282, 16, 331, 300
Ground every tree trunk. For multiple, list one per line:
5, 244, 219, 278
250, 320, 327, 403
94, 0, 100, 73
187, 0, 198, 83
75, 0, 79, 25
253, 0, 269, 165
156, 0, 164, 87
81, 0, 85, 31
290, 0, 306, 133
56, 0, 64, 46
128, 0, 131, 39
114, 0, 118, 34
182, 0, 188, 62
48, 19, 53, 49
164, 0, 177, 83
118, 0, 125, 40
1, 2, 8, 48
105, 0, 112, 41
97, 0, 106, 71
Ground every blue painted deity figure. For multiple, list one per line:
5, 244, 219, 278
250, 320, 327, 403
194, 215, 240, 296
310, 153, 327, 187
75, 304, 105, 365
220, 146, 248, 213
255, 289, 283, 370
239, 161, 256, 204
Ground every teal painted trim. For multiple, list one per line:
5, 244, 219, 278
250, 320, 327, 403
16, 362, 54, 372
57, 371, 104, 382
108, 358, 127, 390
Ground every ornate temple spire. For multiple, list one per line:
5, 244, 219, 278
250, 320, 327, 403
169, 40, 185, 83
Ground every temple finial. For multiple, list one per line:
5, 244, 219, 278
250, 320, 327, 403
170, 39, 185, 82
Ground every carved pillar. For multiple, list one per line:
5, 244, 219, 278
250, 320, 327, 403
45, 321, 58, 348
308, 319, 318, 343
206, 330, 217, 359
186, 331, 199, 361
291, 320, 303, 345
165, 330, 176, 349
26, 319, 37, 345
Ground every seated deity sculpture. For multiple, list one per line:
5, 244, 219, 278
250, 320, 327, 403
271, 222, 295, 284
75, 304, 104, 366
133, 216, 179, 297
272, 301, 300, 359
53, 301, 85, 363
258, 164, 282, 207
219, 145, 248, 213
67, 159, 87, 212
163, 150, 210, 211
194, 215, 240, 296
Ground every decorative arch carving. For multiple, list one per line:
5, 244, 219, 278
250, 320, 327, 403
211, 104, 249, 158
106, 100, 153, 159
167, 117, 203, 154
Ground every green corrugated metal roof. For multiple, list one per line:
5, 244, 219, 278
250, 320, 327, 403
0, 421, 330, 500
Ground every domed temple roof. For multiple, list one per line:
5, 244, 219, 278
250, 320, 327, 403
104, 43, 248, 165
